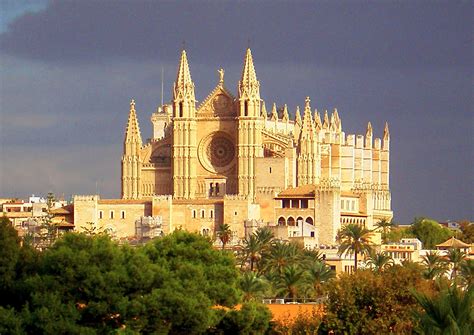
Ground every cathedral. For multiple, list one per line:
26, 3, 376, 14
75, 48, 392, 245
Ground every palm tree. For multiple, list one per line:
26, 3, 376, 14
447, 249, 467, 281
374, 218, 395, 243
459, 259, 473, 289
304, 260, 335, 297
275, 265, 304, 301
216, 223, 232, 250
365, 251, 394, 272
263, 241, 299, 275
254, 227, 274, 247
337, 223, 373, 271
421, 251, 448, 280
241, 234, 263, 271
239, 271, 268, 302
413, 285, 473, 335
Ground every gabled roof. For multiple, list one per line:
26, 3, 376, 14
436, 237, 470, 249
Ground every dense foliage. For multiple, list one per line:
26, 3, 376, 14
0, 218, 272, 334
1, 215, 472, 334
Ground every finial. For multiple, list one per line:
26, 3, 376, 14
305, 96, 311, 109
261, 101, 267, 118
130, 99, 136, 109
323, 110, 329, 129
366, 122, 373, 135
271, 103, 278, 120
295, 106, 302, 125
218, 68, 225, 85
384, 122, 390, 140
283, 104, 289, 121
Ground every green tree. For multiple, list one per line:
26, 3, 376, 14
263, 241, 299, 276
365, 251, 394, 272
0, 216, 21, 307
459, 259, 473, 289
303, 260, 335, 297
275, 265, 304, 301
409, 217, 453, 249
210, 302, 272, 335
239, 272, 268, 302
421, 251, 448, 280
458, 221, 474, 243
319, 266, 437, 334
446, 248, 467, 281
240, 234, 263, 271
216, 223, 232, 250
337, 223, 373, 271
413, 285, 473, 335
374, 218, 395, 243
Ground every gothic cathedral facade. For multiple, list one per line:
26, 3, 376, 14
117, 49, 392, 245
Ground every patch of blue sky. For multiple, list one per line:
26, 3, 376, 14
0, 0, 49, 33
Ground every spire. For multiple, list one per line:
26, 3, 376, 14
365, 122, 373, 148
241, 48, 257, 85
125, 99, 142, 146
366, 122, 373, 137
322, 110, 330, 129
329, 111, 336, 131
271, 103, 278, 121
261, 101, 267, 118
303, 97, 313, 124
174, 50, 195, 101
238, 48, 260, 99
333, 108, 342, 132
383, 122, 390, 140
295, 106, 302, 126
282, 104, 289, 121
314, 109, 322, 129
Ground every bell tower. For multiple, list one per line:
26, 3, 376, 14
172, 50, 198, 199
237, 48, 264, 199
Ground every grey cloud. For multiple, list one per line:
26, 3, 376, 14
0, 1, 472, 67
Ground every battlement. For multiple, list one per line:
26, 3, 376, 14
73, 195, 99, 202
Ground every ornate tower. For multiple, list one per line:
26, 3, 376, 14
297, 97, 320, 185
237, 48, 263, 199
122, 99, 143, 199
172, 50, 198, 199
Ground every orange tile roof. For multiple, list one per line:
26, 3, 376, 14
436, 237, 470, 249
277, 185, 316, 198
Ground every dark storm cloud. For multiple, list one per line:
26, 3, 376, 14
1, 1, 472, 68
0, 1, 472, 223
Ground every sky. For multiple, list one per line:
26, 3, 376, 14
0, 0, 472, 224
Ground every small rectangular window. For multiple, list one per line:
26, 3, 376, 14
110, 211, 114, 219
210, 210, 214, 219
201, 210, 205, 218
192, 210, 196, 218
234, 211, 237, 216
269, 167, 272, 173
99, 211, 103, 219
121, 211, 126, 219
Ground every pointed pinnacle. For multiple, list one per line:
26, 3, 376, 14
261, 101, 267, 118
271, 103, 278, 120
176, 49, 193, 87
384, 122, 390, 140
241, 48, 258, 85
323, 110, 330, 129
295, 106, 302, 125
125, 99, 142, 145
366, 122, 373, 136
282, 104, 289, 120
